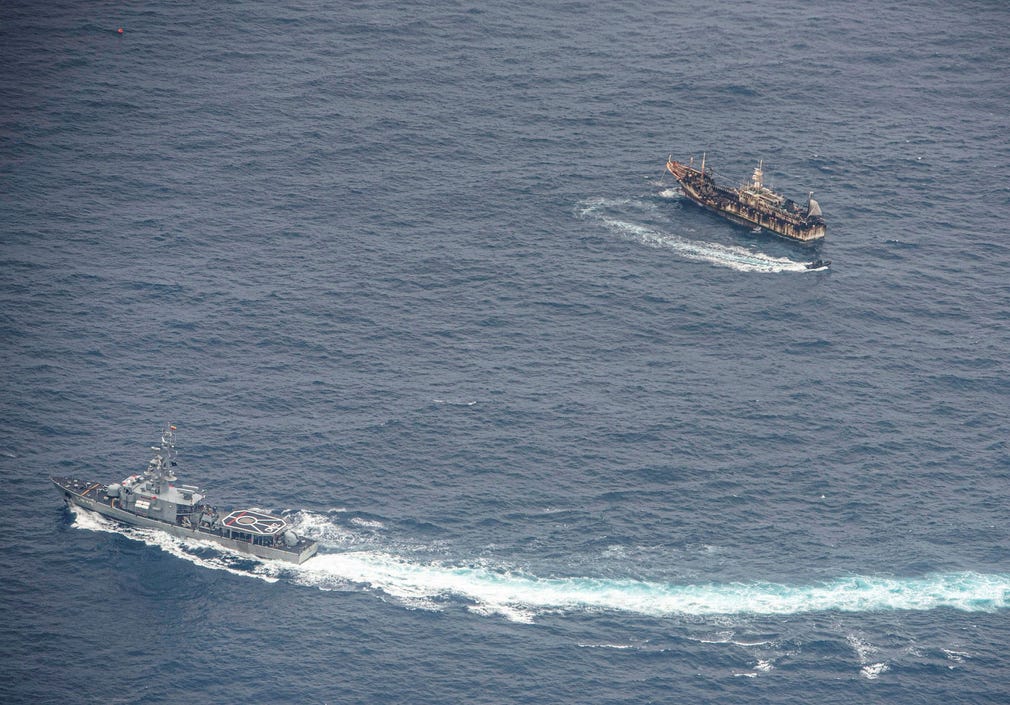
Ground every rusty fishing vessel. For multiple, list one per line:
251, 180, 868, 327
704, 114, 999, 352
666, 155, 826, 241
52, 424, 318, 564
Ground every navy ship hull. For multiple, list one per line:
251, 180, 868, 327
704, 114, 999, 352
52, 426, 319, 564
54, 470, 318, 564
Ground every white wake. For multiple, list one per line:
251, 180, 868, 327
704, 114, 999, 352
69, 507, 1010, 623
578, 197, 816, 273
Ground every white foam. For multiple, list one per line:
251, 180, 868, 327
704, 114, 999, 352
578, 197, 635, 214
350, 517, 386, 529
287, 551, 1010, 622
848, 632, 891, 680
847, 632, 878, 663
70, 505, 123, 534
693, 630, 773, 647
577, 198, 808, 273
289, 510, 361, 547
861, 662, 889, 680
69, 505, 282, 582
433, 398, 478, 406
942, 648, 969, 663
68, 507, 1010, 623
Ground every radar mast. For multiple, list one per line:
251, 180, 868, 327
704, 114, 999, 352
146, 424, 178, 492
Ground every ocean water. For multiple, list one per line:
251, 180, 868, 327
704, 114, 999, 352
3, 0, 1010, 702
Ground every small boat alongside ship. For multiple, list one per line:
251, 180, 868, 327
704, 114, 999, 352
52, 425, 318, 564
666, 154, 826, 242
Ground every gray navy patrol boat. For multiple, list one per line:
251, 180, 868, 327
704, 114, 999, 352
52, 425, 318, 564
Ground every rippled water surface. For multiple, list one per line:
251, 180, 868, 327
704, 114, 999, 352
3, 1, 1010, 703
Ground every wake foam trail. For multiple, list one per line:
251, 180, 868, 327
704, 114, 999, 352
70, 508, 1010, 622
578, 197, 811, 273
288, 555, 1010, 620
70, 505, 284, 582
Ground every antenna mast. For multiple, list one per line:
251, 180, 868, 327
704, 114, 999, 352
147, 423, 178, 492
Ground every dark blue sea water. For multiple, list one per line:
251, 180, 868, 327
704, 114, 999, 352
3, 0, 1010, 702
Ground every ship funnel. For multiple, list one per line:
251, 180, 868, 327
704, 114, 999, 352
807, 197, 822, 217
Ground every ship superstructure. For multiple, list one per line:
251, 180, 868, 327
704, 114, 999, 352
53, 425, 318, 564
666, 155, 826, 242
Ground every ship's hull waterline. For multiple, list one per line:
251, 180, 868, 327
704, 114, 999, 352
52, 426, 319, 565
667, 158, 826, 242
55, 478, 318, 564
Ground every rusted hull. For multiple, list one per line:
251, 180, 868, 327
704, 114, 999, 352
666, 159, 826, 242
